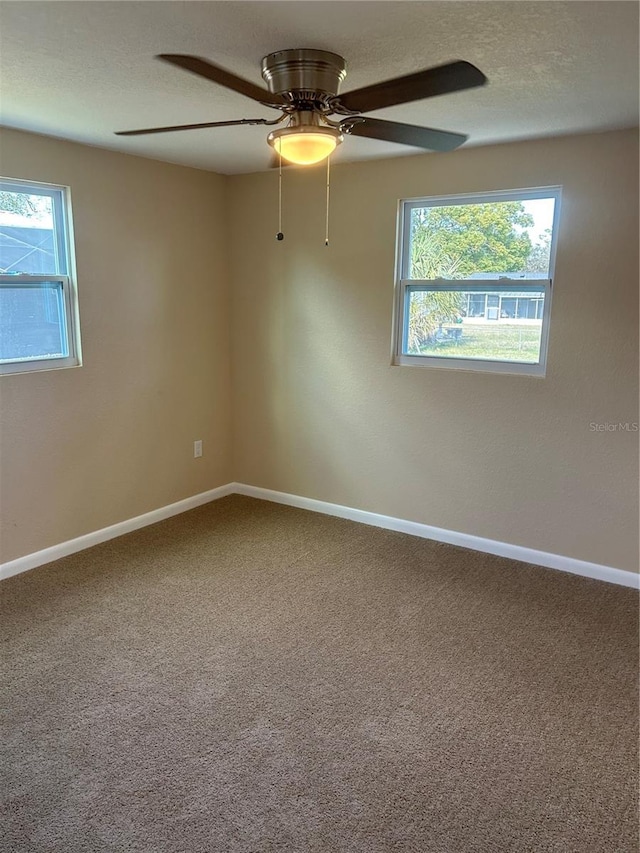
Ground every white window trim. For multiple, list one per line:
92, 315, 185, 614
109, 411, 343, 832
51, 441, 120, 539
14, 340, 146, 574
0, 178, 81, 376
392, 186, 562, 377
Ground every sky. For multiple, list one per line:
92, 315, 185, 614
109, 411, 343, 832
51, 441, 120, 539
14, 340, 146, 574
522, 198, 555, 244
0, 193, 53, 228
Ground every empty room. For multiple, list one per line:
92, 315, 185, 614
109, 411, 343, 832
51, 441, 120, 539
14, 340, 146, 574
1, 2, 638, 851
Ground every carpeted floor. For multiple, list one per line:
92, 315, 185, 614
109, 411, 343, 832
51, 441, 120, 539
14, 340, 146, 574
2, 495, 638, 853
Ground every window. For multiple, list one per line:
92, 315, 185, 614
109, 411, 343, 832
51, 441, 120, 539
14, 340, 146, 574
0, 178, 81, 374
393, 187, 561, 375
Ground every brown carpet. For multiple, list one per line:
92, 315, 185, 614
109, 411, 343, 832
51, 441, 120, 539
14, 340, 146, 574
2, 495, 638, 852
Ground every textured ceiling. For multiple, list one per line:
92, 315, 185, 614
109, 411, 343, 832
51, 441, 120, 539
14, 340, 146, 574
0, 1, 638, 175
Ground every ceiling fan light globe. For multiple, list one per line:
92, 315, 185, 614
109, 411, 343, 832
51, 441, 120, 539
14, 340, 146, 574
268, 127, 342, 165
277, 133, 337, 165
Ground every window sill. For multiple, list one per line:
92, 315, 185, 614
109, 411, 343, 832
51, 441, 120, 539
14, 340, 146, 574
0, 356, 82, 376
393, 354, 546, 376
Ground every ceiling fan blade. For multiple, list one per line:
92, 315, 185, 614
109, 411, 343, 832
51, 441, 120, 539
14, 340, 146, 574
157, 54, 287, 107
345, 117, 467, 152
337, 60, 486, 113
116, 118, 273, 136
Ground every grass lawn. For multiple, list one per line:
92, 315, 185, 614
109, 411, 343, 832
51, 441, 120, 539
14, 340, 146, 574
418, 323, 542, 362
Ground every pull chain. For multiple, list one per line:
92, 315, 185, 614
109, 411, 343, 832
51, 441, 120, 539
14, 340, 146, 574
276, 145, 284, 241
325, 154, 331, 246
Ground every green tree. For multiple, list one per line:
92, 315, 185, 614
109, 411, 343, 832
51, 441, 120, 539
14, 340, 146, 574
406, 202, 535, 353
0, 191, 38, 217
407, 237, 464, 352
407, 290, 463, 353
411, 202, 534, 278
410, 227, 463, 280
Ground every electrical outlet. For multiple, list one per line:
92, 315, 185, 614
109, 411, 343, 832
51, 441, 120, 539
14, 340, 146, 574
193, 440, 203, 458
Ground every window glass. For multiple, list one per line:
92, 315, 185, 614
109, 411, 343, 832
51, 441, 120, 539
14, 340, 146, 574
0, 282, 68, 362
405, 286, 546, 364
395, 188, 560, 375
0, 179, 79, 373
408, 197, 556, 280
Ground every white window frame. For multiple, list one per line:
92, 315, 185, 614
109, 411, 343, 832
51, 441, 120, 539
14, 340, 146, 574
0, 177, 81, 375
392, 187, 562, 376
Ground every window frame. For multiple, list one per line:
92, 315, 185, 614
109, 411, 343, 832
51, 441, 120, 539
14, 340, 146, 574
0, 177, 81, 375
392, 186, 562, 376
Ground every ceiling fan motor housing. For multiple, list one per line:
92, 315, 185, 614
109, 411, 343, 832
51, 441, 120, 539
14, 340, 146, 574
261, 49, 347, 100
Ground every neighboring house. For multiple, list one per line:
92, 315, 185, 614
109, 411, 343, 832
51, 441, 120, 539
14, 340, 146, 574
463, 272, 546, 322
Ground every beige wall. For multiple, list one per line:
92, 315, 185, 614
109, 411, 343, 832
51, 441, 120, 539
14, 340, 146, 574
0, 129, 232, 562
229, 129, 639, 572
1, 127, 638, 573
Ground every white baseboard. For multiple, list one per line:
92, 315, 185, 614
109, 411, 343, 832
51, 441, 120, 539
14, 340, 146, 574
233, 483, 640, 589
2, 481, 638, 589
0, 483, 235, 581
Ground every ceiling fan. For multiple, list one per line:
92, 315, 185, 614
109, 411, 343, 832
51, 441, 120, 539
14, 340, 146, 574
116, 49, 487, 166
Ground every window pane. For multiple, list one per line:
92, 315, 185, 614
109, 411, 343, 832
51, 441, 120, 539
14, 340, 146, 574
409, 197, 556, 279
0, 189, 60, 275
404, 288, 544, 364
0, 283, 68, 362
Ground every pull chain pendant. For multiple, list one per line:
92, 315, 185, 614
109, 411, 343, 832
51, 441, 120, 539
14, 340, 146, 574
325, 154, 331, 246
276, 146, 284, 241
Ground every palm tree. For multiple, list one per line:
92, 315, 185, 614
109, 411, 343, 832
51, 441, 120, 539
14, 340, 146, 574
407, 230, 464, 353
